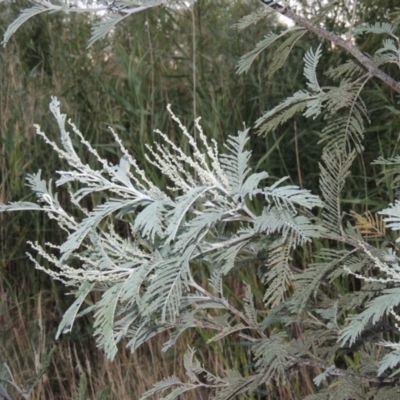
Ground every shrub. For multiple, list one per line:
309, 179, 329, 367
2, 1, 400, 398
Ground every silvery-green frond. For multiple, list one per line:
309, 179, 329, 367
232, 7, 274, 32
220, 129, 252, 195
304, 45, 323, 94
374, 38, 400, 66
60, 199, 139, 261
319, 376, 364, 399
49, 96, 80, 163
0, 98, 324, 375
239, 171, 270, 200
243, 283, 259, 328
319, 147, 356, 234
325, 60, 364, 80
254, 90, 312, 135
325, 80, 367, 117
236, 31, 278, 75
262, 239, 292, 306
207, 323, 248, 343
353, 22, 398, 36
315, 301, 339, 330
377, 38, 399, 54
339, 287, 400, 346
254, 43, 325, 133
139, 375, 192, 400
87, 13, 132, 48
183, 347, 206, 383
254, 207, 321, 245
0, 171, 71, 227
379, 200, 400, 238
265, 29, 307, 78
252, 332, 290, 386
25, 171, 61, 209
164, 187, 217, 244
236, 28, 306, 75
339, 281, 385, 315
162, 314, 196, 352
0, 200, 42, 213
162, 299, 228, 352
377, 343, 400, 377
208, 240, 252, 292
352, 23, 400, 70
290, 248, 350, 312
2, 0, 193, 48
372, 154, 400, 188
173, 210, 226, 252
140, 347, 220, 399
212, 370, 259, 400
263, 177, 324, 212
91, 282, 124, 359
132, 199, 168, 241
140, 247, 193, 323
2, 4, 59, 46
125, 317, 171, 354
373, 154, 400, 166
369, 387, 400, 400
313, 365, 336, 387
319, 85, 367, 153
56, 281, 94, 339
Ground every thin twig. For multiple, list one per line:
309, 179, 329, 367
288, 355, 399, 384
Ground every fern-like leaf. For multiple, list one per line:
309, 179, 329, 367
213, 370, 258, 400
339, 287, 400, 346
2, 4, 54, 46
325, 60, 364, 80
304, 44, 323, 93
237, 28, 305, 75
380, 200, 400, 238
56, 281, 94, 338
232, 7, 274, 31
266, 29, 306, 77
377, 346, 400, 376
220, 129, 252, 194
353, 22, 398, 36
252, 332, 290, 386
319, 147, 356, 234
92, 282, 124, 359
88, 12, 132, 48
254, 207, 321, 245
262, 239, 292, 306
254, 90, 312, 135
290, 249, 351, 312
139, 375, 187, 400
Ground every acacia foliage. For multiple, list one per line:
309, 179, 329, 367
2, 0, 400, 399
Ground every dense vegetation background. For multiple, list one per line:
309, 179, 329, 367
1, 0, 400, 398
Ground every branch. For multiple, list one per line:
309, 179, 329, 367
261, 1, 400, 94
289, 355, 400, 384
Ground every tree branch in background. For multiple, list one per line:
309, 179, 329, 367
261, 0, 400, 94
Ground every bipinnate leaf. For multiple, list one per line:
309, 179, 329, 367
56, 281, 94, 339
0, 97, 326, 397
339, 287, 400, 346
2, 5, 52, 46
